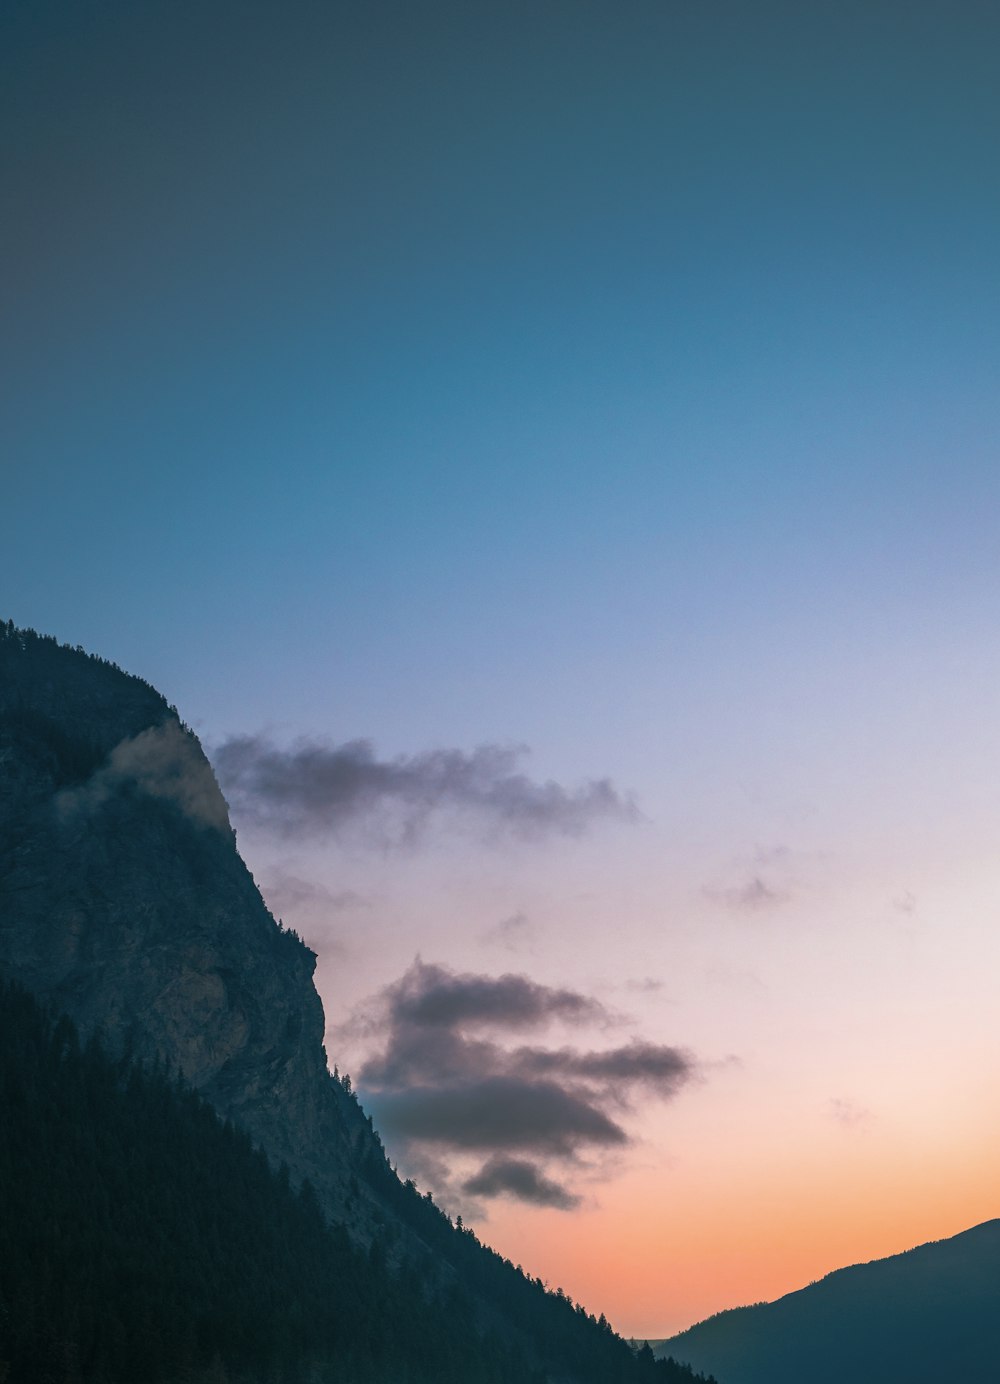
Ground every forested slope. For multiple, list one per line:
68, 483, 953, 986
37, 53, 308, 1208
0, 622, 714, 1384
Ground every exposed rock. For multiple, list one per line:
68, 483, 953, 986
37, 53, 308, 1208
0, 622, 380, 1230
0, 623, 721, 1384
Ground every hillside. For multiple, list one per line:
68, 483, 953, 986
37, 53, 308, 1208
657, 1219, 1000, 1384
0, 977, 541, 1384
0, 620, 712, 1384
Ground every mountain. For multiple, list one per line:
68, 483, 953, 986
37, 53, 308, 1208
0, 621, 712, 1384
0, 621, 375, 1227
0, 976, 540, 1384
656, 1219, 1000, 1384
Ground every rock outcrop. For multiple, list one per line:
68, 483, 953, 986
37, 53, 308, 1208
0, 622, 376, 1225
0, 622, 719, 1384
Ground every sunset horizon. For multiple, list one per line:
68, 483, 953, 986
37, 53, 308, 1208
4, 0, 999, 1363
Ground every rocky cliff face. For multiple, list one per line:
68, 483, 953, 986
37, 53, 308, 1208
0, 624, 721, 1384
0, 623, 379, 1225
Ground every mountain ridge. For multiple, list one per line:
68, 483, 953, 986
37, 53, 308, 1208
0, 620, 373, 1228
0, 619, 710, 1384
656, 1217, 1000, 1384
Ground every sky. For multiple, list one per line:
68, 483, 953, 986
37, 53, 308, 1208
4, 0, 1000, 1338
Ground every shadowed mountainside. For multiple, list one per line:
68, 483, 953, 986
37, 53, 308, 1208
656, 1219, 1000, 1384
0, 621, 712, 1384
0, 621, 373, 1224
0, 977, 542, 1384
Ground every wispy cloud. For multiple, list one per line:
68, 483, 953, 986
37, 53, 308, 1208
260, 869, 368, 917
213, 734, 638, 845
482, 911, 535, 951
829, 1097, 874, 1131
706, 875, 789, 911
352, 960, 697, 1212
624, 977, 665, 995
463, 1157, 580, 1210
57, 721, 231, 833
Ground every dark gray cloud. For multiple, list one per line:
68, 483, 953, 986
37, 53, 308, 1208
355, 960, 696, 1211
372, 1077, 627, 1156
387, 960, 603, 1031
357, 960, 610, 1090
58, 721, 231, 833
511, 1040, 690, 1097
463, 1157, 580, 1211
213, 734, 637, 843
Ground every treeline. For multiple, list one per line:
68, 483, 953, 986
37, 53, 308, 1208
0, 621, 717, 1383
0, 980, 536, 1384
0, 982, 714, 1384
0, 620, 160, 701
338, 1072, 714, 1384
0, 621, 172, 782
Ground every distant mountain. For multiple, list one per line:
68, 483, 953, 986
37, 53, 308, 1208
0, 621, 712, 1384
656, 1219, 1000, 1384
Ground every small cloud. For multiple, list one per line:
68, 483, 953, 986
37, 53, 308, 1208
624, 978, 665, 995
261, 869, 368, 917
385, 961, 604, 1033
706, 875, 789, 911
703, 962, 768, 992
212, 734, 638, 845
463, 1157, 580, 1210
482, 911, 535, 951
753, 844, 792, 866
57, 721, 230, 833
829, 1097, 873, 1131
892, 890, 917, 915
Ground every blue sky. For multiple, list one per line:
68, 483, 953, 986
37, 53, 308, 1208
4, 0, 1000, 1336
6, 3, 999, 721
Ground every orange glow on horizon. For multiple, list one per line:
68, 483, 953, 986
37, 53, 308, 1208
471, 1130, 1000, 1339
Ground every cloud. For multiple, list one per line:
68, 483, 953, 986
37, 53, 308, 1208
212, 734, 638, 843
706, 875, 788, 911
703, 961, 768, 992
510, 1040, 690, 1097
463, 1157, 580, 1210
753, 845, 792, 866
57, 721, 230, 832
829, 1097, 873, 1131
372, 1077, 628, 1156
482, 911, 535, 951
261, 869, 368, 917
353, 960, 697, 1211
384, 961, 604, 1032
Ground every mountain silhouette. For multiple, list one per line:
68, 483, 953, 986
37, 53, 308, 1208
656, 1218, 1000, 1384
0, 620, 711, 1384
